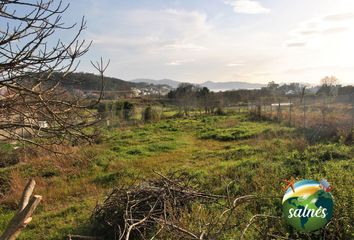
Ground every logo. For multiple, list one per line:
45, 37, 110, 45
282, 179, 334, 232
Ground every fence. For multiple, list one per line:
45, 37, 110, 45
97, 95, 354, 139
236, 95, 354, 141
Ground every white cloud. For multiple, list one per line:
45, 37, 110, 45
285, 41, 307, 48
324, 12, 354, 22
161, 43, 206, 51
165, 59, 195, 66
286, 12, 353, 48
225, 0, 270, 14
227, 63, 245, 67
87, 9, 210, 53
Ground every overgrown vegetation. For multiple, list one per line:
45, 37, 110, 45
0, 111, 352, 239
0, 0, 352, 239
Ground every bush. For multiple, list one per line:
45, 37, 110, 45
215, 106, 225, 115
0, 173, 10, 199
123, 101, 134, 121
93, 172, 120, 186
96, 102, 107, 118
142, 106, 160, 123
92, 129, 104, 144
0, 145, 19, 168
126, 149, 143, 155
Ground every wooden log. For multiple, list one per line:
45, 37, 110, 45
0, 179, 42, 240
18, 179, 36, 211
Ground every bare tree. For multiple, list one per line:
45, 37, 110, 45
168, 83, 197, 116
317, 76, 339, 126
320, 76, 338, 87
0, 0, 108, 150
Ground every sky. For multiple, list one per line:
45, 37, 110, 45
62, 0, 354, 85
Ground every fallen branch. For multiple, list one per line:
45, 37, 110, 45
0, 179, 42, 240
240, 214, 281, 240
67, 234, 102, 240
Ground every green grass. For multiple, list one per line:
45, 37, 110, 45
197, 117, 295, 141
0, 113, 353, 239
0, 143, 15, 153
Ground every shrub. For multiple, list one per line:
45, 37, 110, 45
92, 129, 104, 144
40, 168, 60, 178
0, 173, 10, 199
126, 149, 143, 155
215, 106, 225, 115
93, 172, 120, 186
123, 101, 134, 121
142, 106, 160, 123
0, 145, 19, 168
96, 102, 107, 118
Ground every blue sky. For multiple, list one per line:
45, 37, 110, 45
61, 0, 354, 84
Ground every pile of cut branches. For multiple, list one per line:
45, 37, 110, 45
91, 172, 288, 240
91, 172, 224, 239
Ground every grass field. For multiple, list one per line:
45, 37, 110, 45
0, 113, 353, 239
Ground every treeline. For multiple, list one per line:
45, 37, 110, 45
219, 82, 354, 105
167, 79, 354, 108
167, 83, 224, 116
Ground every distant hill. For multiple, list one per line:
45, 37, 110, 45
50, 73, 172, 97
131, 79, 182, 88
130, 79, 265, 91
200, 81, 265, 91
57, 73, 264, 93
53, 72, 172, 91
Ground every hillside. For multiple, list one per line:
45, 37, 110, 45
49, 73, 172, 96
57, 72, 140, 91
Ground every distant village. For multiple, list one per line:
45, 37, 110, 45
73, 84, 172, 100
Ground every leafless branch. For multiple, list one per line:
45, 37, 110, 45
0, 0, 107, 150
